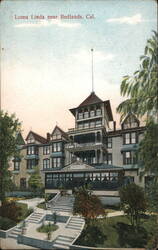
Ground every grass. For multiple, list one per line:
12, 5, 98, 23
37, 202, 47, 210
17, 202, 33, 221
37, 223, 58, 233
75, 215, 157, 248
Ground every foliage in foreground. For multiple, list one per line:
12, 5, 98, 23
28, 166, 43, 193
119, 183, 147, 227
139, 120, 158, 178
117, 30, 158, 121
73, 186, 106, 222
0, 111, 21, 204
75, 215, 157, 248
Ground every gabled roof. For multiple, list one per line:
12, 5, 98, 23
69, 92, 113, 121
26, 131, 47, 144
51, 125, 69, 140
15, 132, 25, 145
78, 92, 103, 107
121, 113, 140, 125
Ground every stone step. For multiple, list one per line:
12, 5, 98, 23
53, 243, 69, 249
67, 223, 82, 228
57, 235, 75, 242
69, 220, 83, 224
66, 225, 81, 230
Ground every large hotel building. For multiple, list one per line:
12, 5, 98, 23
12, 91, 146, 195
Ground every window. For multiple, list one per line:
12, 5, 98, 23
123, 151, 138, 165
45, 174, 53, 187
124, 132, 137, 144
84, 122, 89, 128
90, 121, 95, 128
53, 142, 61, 152
96, 109, 102, 116
52, 157, 61, 168
27, 159, 38, 169
78, 123, 83, 129
107, 137, 112, 148
20, 178, 26, 189
107, 153, 112, 165
78, 112, 83, 120
123, 151, 131, 165
27, 146, 38, 155
27, 137, 34, 144
43, 159, 50, 169
122, 115, 139, 129
96, 120, 102, 127
84, 111, 89, 119
90, 110, 95, 117
14, 161, 20, 170
52, 134, 61, 140
43, 145, 50, 155
131, 132, 136, 144
125, 133, 130, 144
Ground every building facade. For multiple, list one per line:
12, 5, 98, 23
11, 92, 146, 193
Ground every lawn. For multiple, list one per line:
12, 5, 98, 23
37, 223, 58, 233
75, 215, 157, 248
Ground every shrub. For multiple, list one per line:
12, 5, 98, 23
0, 201, 23, 222
37, 223, 58, 233
0, 216, 16, 230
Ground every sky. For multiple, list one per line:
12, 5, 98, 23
0, 0, 157, 138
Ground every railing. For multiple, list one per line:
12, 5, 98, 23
45, 180, 121, 191
65, 142, 103, 149
68, 125, 103, 133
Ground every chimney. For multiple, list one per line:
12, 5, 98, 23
113, 121, 116, 131
46, 133, 51, 142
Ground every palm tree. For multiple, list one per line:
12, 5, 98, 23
117, 31, 158, 122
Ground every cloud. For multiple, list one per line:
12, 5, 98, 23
14, 19, 81, 28
107, 14, 143, 25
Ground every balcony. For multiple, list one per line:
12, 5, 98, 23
65, 142, 105, 152
25, 155, 39, 160
50, 152, 64, 157
68, 125, 104, 134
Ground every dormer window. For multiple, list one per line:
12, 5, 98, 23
122, 114, 139, 130
52, 134, 61, 140
27, 137, 35, 144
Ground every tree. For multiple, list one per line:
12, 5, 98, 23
73, 186, 106, 223
119, 183, 147, 228
28, 166, 43, 193
0, 111, 21, 204
138, 120, 158, 178
117, 31, 158, 121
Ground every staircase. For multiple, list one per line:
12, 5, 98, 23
50, 195, 75, 213
8, 227, 22, 239
26, 212, 44, 224
66, 216, 85, 230
52, 235, 76, 249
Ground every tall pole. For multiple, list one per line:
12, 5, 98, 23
91, 48, 94, 93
